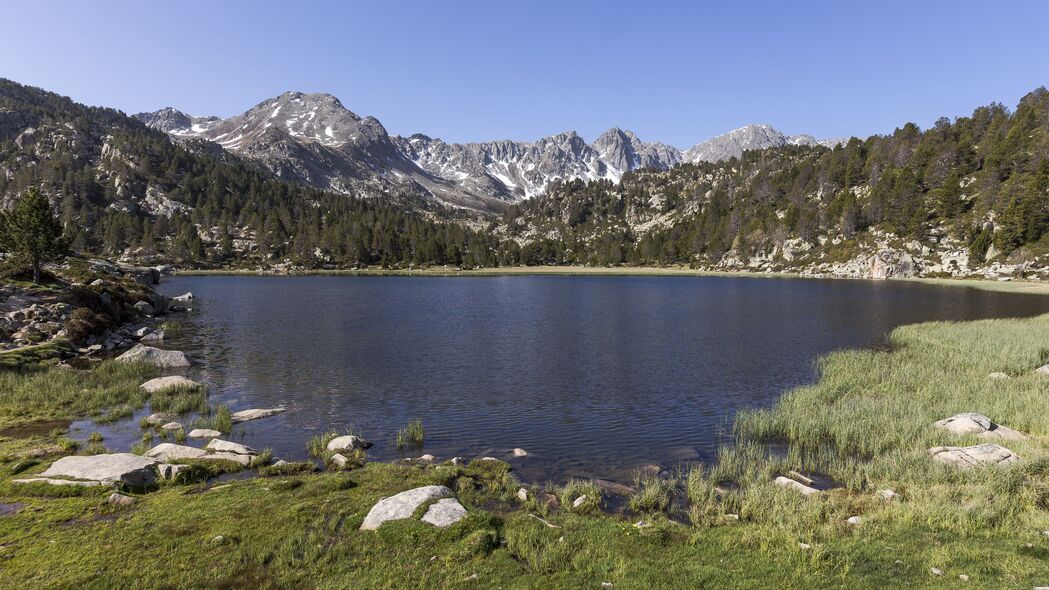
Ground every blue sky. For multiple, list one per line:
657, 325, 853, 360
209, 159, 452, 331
2, 0, 1047, 147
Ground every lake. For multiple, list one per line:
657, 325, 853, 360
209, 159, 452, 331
75, 275, 1049, 483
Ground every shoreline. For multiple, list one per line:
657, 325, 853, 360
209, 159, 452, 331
174, 264, 1049, 295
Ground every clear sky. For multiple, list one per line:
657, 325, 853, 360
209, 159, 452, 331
2, 0, 1048, 148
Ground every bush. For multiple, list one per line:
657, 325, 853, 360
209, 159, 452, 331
63, 307, 110, 343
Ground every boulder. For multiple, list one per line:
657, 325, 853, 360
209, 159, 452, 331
157, 464, 188, 480
517, 488, 529, 501
537, 492, 560, 510
133, 301, 155, 316
171, 292, 194, 302
160, 422, 183, 431
118, 344, 192, 368
846, 516, 862, 525
142, 412, 176, 427
509, 448, 528, 457
39, 453, 158, 487
330, 453, 349, 468
869, 249, 916, 279
774, 476, 820, 496
360, 485, 453, 530
207, 452, 253, 466
326, 435, 369, 453
140, 375, 201, 393
108, 493, 136, 506
13, 477, 104, 487
1036, 364, 1049, 376
139, 330, 165, 344
933, 413, 1026, 441
417, 454, 436, 463
929, 443, 1021, 468
206, 439, 257, 456
188, 428, 222, 439
230, 408, 287, 423
421, 498, 468, 527
145, 443, 208, 462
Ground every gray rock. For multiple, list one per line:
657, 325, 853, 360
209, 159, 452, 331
929, 443, 1021, 468
517, 487, 529, 501
206, 439, 257, 455
509, 448, 528, 457
140, 375, 201, 393
417, 454, 436, 462
39, 453, 158, 487
13, 477, 105, 487
157, 464, 188, 480
160, 422, 183, 431
933, 413, 1026, 440
878, 489, 899, 500
987, 372, 1010, 380
208, 452, 253, 466
108, 492, 136, 506
139, 330, 165, 344
326, 435, 368, 453
145, 443, 208, 462
188, 428, 222, 439
1036, 364, 1049, 376
117, 344, 192, 368
133, 301, 155, 316
330, 453, 349, 468
171, 292, 194, 302
142, 412, 176, 427
572, 495, 589, 508
421, 498, 467, 527
359, 485, 453, 530
774, 476, 820, 496
846, 516, 862, 525
230, 407, 286, 423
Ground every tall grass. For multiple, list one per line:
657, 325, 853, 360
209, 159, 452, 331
395, 418, 424, 449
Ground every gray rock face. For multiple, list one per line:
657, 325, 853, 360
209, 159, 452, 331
934, 413, 1026, 440
929, 443, 1021, 467
140, 375, 201, 393
117, 344, 192, 368
359, 485, 453, 530
230, 408, 287, 423
38, 453, 158, 487
420, 498, 468, 527
682, 124, 842, 163
869, 250, 916, 279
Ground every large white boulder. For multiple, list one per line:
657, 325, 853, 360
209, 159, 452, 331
37, 453, 158, 487
139, 375, 201, 393
421, 498, 468, 527
933, 413, 1026, 441
118, 344, 192, 368
929, 443, 1020, 468
360, 485, 453, 530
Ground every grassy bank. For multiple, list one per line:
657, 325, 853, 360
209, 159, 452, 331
2, 316, 1049, 587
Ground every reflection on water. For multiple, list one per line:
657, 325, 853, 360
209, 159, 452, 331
72, 275, 1049, 483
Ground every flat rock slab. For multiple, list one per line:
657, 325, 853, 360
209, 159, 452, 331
360, 485, 453, 531
930, 443, 1021, 468
188, 429, 222, 438
143, 413, 176, 427
421, 498, 468, 527
207, 452, 253, 466
146, 443, 208, 462
231, 408, 287, 423
774, 476, 820, 496
140, 376, 201, 393
206, 439, 257, 456
934, 413, 1026, 441
14, 477, 105, 487
118, 345, 192, 368
40, 453, 158, 487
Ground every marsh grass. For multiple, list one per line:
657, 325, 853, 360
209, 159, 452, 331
395, 418, 424, 449
557, 479, 602, 514
208, 405, 233, 434
258, 461, 316, 477
629, 474, 676, 514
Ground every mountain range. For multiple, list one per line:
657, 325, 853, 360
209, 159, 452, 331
134, 93, 841, 212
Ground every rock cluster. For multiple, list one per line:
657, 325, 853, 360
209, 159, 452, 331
13, 453, 159, 488
360, 485, 467, 530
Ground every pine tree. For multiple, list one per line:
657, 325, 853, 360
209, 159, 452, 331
0, 187, 69, 283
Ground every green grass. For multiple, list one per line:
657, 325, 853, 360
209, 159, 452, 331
4, 314, 1049, 586
396, 418, 424, 449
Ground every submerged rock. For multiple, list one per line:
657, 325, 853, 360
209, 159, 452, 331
421, 498, 468, 527
139, 375, 201, 393
160, 422, 183, 431
188, 428, 221, 439
929, 443, 1021, 467
933, 413, 1026, 441
37, 453, 158, 487
360, 485, 453, 530
230, 408, 287, 423
118, 344, 192, 368
142, 412, 175, 427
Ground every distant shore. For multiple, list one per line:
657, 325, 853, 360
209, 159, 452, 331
174, 265, 1049, 295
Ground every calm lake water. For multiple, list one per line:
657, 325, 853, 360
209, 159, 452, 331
76, 275, 1049, 483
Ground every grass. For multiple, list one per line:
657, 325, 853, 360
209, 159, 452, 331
5, 309, 1049, 585
395, 418, 424, 449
